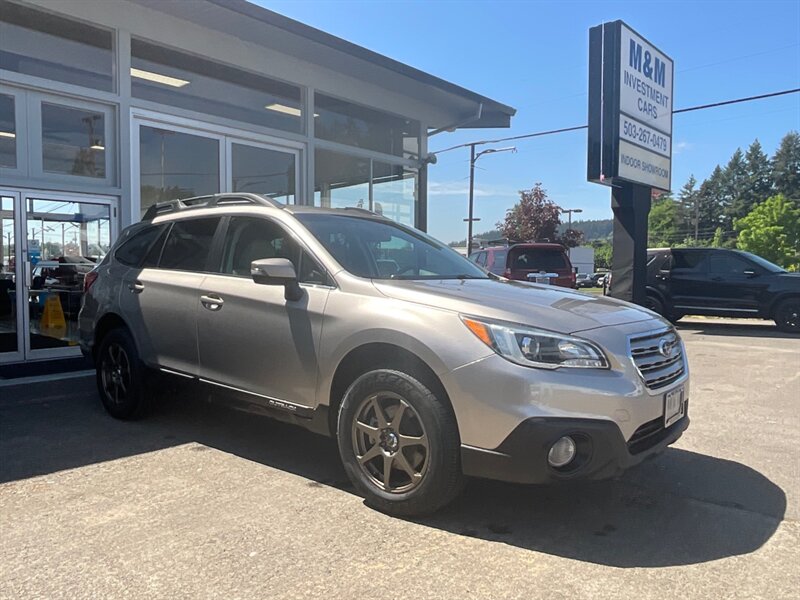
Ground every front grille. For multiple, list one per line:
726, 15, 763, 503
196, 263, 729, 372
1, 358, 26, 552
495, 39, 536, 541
629, 328, 686, 390
627, 402, 688, 454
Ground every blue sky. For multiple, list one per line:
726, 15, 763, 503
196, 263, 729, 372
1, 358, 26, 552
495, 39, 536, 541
260, 0, 800, 243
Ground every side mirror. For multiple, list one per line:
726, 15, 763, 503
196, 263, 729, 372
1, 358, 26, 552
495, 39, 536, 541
251, 258, 303, 301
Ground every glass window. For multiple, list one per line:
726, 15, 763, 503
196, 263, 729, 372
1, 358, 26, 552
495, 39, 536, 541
139, 126, 219, 217
315, 93, 419, 158
219, 217, 328, 285
508, 247, 568, 271
296, 213, 487, 280
709, 253, 753, 275
41, 103, 106, 178
131, 38, 303, 133
158, 218, 220, 272
0, 0, 113, 91
372, 162, 416, 225
314, 149, 369, 210
672, 250, 709, 271
472, 252, 487, 266
491, 249, 508, 270
231, 143, 295, 203
0, 94, 16, 168
114, 225, 166, 267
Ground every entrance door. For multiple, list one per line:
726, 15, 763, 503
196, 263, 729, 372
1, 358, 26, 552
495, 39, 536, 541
0, 190, 117, 363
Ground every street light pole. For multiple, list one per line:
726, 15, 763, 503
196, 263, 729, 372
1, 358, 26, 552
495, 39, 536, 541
466, 145, 516, 255
561, 208, 583, 259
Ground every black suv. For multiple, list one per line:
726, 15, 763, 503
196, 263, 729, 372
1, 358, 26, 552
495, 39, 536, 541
645, 247, 800, 332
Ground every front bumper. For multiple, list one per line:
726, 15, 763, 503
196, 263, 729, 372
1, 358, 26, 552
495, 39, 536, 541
461, 410, 689, 484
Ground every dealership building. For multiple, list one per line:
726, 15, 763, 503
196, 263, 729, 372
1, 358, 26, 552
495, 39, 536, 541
0, 0, 514, 365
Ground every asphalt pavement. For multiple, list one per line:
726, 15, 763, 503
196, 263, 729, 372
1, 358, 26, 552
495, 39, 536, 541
1, 318, 798, 599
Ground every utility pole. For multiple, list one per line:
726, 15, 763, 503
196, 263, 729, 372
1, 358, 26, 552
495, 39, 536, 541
465, 145, 516, 255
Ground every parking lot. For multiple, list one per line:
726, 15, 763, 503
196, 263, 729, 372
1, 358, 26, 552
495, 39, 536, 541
1, 318, 798, 599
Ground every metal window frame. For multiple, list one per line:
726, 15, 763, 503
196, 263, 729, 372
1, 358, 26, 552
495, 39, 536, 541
0, 85, 27, 176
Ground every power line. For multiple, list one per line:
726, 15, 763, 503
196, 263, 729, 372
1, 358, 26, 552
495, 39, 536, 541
431, 87, 800, 155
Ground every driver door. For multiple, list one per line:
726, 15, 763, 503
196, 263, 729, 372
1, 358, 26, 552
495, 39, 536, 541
196, 216, 332, 408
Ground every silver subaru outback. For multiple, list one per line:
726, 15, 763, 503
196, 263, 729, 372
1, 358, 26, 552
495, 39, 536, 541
79, 193, 689, 515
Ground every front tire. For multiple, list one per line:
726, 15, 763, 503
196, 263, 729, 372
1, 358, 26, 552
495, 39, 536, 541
337, 369, 464, 516
774, 298, 800, 333
95, 327, 150, 419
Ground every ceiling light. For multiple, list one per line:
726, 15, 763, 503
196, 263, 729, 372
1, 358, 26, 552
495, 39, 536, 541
265, 103, 302, 117
0, 131, 15, 139
131, 67, 190, 88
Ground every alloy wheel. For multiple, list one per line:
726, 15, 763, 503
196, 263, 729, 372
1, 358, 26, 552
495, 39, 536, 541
100, 342, 131, 405
351, 391, 430, 494
780, 301, 800, 331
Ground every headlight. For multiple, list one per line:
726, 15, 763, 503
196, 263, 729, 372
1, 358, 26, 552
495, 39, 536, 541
461, 316, 609, 369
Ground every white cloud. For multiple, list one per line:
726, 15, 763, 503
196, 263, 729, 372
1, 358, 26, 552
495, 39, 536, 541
674, 141, 693, 155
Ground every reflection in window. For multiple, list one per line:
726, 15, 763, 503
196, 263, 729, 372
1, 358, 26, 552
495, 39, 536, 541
314, 149, 369, 210
372, 162, 416, 225
0, 0, 114, 91
139, 126, 219, 216
232, 144, 295, 203
41, 103, 106, 178
0, 95, 16, 168
315, 93, 419, 159
131, 38, 303, 133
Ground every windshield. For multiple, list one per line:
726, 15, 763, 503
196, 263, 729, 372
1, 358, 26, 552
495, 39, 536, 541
295, 213, 489, 280
740, 251, 786, 273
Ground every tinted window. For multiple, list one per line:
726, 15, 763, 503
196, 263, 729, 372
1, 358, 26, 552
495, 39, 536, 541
296, 214, 487, 280
491, 249, 508, 270
219, 217, 328, 285
709, 253, 754, 275
159, 218, 220, 271
672, 250, 709, 271
473, 252, 487, 267
115, 225, 165, 267
508, 248, 568, 271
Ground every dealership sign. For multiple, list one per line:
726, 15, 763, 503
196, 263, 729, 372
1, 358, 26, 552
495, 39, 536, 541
587, 21, 674, 191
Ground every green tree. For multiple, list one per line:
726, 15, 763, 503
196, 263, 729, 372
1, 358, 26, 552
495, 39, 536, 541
591, 239, 612, 269
497, 183, 561, 243
677, 174, 699, 237
735, 194, 800, 270
648, 196, 680, 246
720, 148, 747, 232
771, 131, 800, 205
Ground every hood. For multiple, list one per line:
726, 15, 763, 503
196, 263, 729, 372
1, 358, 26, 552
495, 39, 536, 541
372, 278, 659, 334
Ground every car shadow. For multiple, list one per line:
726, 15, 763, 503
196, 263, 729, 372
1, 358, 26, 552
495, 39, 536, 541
677, 319, 797, 339
0, 381, 786, 569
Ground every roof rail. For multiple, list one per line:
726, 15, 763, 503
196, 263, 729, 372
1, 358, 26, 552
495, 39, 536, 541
142, 193, 282, 221
342, 206, 383, 217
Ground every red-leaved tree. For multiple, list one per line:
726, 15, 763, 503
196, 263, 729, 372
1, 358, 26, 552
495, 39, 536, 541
497, 183, 584, 247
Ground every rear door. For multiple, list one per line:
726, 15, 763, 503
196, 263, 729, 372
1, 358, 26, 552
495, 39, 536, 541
488, 248, 507, 275
118, 217, 220, 374
668, 249, 712, 310
507, 246, 572, 287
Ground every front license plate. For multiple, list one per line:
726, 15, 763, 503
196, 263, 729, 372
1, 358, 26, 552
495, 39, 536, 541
664, 386, 685, 428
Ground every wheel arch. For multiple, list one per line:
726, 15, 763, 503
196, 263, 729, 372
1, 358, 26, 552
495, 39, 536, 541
769, 293, 800, 319
326, 342, 456, 439
93, 312, 131, 361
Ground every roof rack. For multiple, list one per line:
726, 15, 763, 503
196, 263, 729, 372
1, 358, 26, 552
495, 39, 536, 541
142, 193, 282, 221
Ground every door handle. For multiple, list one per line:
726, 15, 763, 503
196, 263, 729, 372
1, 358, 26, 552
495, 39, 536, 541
200, 294, 224, 311
128, 281, 145, 293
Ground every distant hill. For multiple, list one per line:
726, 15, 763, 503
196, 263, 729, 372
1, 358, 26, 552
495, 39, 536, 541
560, 219, 613, 241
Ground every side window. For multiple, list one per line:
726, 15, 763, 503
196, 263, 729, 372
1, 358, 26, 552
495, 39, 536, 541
219, 217, 329, 285
114, 225, 165, 267
475, 252, 487, 267
492, 249, 508, 270
709, 253, 753, 275
672, 250, 708, 272
159, 218, 220, 271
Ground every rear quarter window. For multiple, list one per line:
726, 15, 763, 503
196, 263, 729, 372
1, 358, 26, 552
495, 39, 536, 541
114, 225, 166, 267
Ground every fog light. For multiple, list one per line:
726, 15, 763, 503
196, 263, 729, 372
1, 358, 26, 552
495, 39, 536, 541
548, 436, 577, 468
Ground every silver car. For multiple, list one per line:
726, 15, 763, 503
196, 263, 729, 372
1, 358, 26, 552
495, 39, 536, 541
79, 193, 689, 516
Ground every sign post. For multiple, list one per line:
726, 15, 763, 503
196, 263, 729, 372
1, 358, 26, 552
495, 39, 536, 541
587, 20, 674, 305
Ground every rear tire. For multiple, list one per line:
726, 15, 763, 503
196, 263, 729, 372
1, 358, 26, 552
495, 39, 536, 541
774, 298, 800, 333
337, 369, 464, 516
95, 327, 150, 419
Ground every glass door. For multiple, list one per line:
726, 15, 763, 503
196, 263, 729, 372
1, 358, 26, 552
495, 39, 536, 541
0, 191, 22, 364
0, 191, 117, 363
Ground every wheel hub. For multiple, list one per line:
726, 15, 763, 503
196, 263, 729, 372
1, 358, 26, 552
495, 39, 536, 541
379, 428, 399, 453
